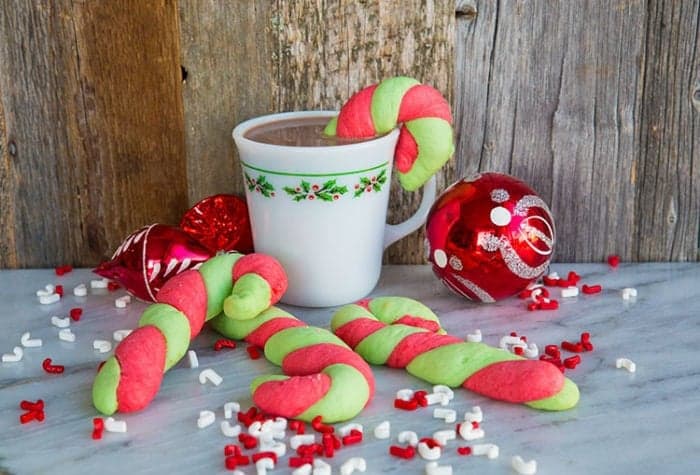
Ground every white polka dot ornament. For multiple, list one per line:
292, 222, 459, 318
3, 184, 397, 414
425, 173, 556, 302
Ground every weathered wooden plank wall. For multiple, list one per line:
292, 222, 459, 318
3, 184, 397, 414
0, 0, 698, 268
455, 0, 700, 262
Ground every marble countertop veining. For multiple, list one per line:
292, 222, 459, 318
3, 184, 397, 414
1, 264, 699, 474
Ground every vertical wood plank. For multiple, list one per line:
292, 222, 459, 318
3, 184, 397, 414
0, 0, 187, 268
274, 0, 456, 264
179, 1, 275, 204
0, 84, 17, 267
635, 0, 700, 261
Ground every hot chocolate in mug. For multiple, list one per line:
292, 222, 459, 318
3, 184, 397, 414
233, 111, 436, 307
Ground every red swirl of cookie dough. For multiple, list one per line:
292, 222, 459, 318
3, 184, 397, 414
324, 76, 454, 191
210, 306, 375, 423
92, 252, 285, 414
331, 296, 579, 410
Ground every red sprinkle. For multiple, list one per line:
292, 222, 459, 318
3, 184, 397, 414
471, 421, 480, 429
542, 276, 559, 286
69, 307, 83, 321
42, 358, 65, 374
246, 345, 262, 360
92, 417, 104, 440
419, 437, 441, 448
238, 433, 258, 450
582, 284, 602, 294
394, 398, 419, 411
561, 341, 584, 353
513, 346, 524, 356
389, 445, 416, 459
413, 390, 428, 407
20, 410, 41, 424
289, 420, 305, 434
322, 433, 335, 457
20, 399, 44, 411
107, 281, 121, 292
54, 285, 64, 297
545, 345, 560, 357
582, 341, 595, 352
342, 431, 363, 446
224, 456, 238, 471
567, 271, 581, 283
580, 332, 591, 342
557, 279, 574, 288
311, 415, 334, 434
518, 289, 533, 299
457, 446, 473, 456
607, 255, 620, 268
510, 332, 518, 337
539, 299, 559, 310
224, 444, 241, 457
55, 265, 73, 276
527, 302, 540, 311
564, 355, 582, 369
214, 339, 236, 351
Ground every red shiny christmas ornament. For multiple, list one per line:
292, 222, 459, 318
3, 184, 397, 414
94, 224, 213, 301
425, 173, 556, 302
180, 194, 253, 254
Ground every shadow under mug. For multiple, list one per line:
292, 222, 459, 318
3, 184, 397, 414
233, 111, 436, 307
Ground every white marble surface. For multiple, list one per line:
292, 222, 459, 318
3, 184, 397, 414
1, 264, 699, 474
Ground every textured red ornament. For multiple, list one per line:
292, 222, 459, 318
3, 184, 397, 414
94, 224, 213, 301
180, 194, 253, 254
425, 173, 556, 302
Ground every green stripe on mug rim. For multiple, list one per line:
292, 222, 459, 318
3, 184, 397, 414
240, 160, 389, 178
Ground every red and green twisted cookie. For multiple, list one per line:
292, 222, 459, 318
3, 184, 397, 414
210, 307, 374, 423
331, 297, 579, 410
324, 76, 454, 191
92, 252, 287, 414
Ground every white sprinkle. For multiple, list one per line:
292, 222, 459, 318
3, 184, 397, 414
395, 388, 415, 401
466, 329, 482, 343
530, 287, 546, 302
51, 315, 70, 328
114, 296, 131, 308
433, 429, 456, 446
373, 421, 391, 439
93, 339, 112, 353
432, 385, 454, 401
312, 459, 331, 475
20, 332, 43, 348
547, 272, 559, 280
248, 420, 263, 438
425, 461, 453, 475
472, 443, 499, 459
340, 457, 367, 475
271, 417, 287, 432
39, 293, 60, 305
616, 357, 636, 373
499, 335, 522, 349
90, 278, 109, 289
73, 284, 88, 297
621, 287, 638, 300
197, 410, 216, 429
199, 368, 223, 386
292, 464, 312, 475
36, 284, 55, 296
1, 346, 23, 362
433, 408, 457, 423
418, 441, 442, 460
561, 286, 579, 298
104, 417, 127, 433
224, 401, 240, 419
220, 420, 241, 437
458, 424, 485, 441
397, 430, 419, 447
290, 434, 316, 449
58, 328, 76, 342
113, 329, 132, 342
464, 406, 483, 423
425, 392, 448, 406
512, 455, 538, 474
338, 422, 363, 437
187, 350, 199, 368
524, 343, 539, 359
255, 456, 275, 475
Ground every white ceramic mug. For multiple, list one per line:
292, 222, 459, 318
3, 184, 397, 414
233, 111, 436, 307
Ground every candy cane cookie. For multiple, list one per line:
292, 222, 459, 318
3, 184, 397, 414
93, 252, 287, 414
324, 76, 454, 191
331, 297, 579, 410
210, 307, 374, 423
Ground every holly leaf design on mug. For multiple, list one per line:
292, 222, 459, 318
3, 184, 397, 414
353, 168, 387, 197
284, 178, 348, 202
245, 173, 276, 197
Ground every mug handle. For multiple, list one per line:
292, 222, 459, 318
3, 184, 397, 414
383, 175, 437, 249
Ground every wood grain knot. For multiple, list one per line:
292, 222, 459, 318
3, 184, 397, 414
7, 140, 17, 157
692, 81, 700, 112
455, 0, 478, 20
